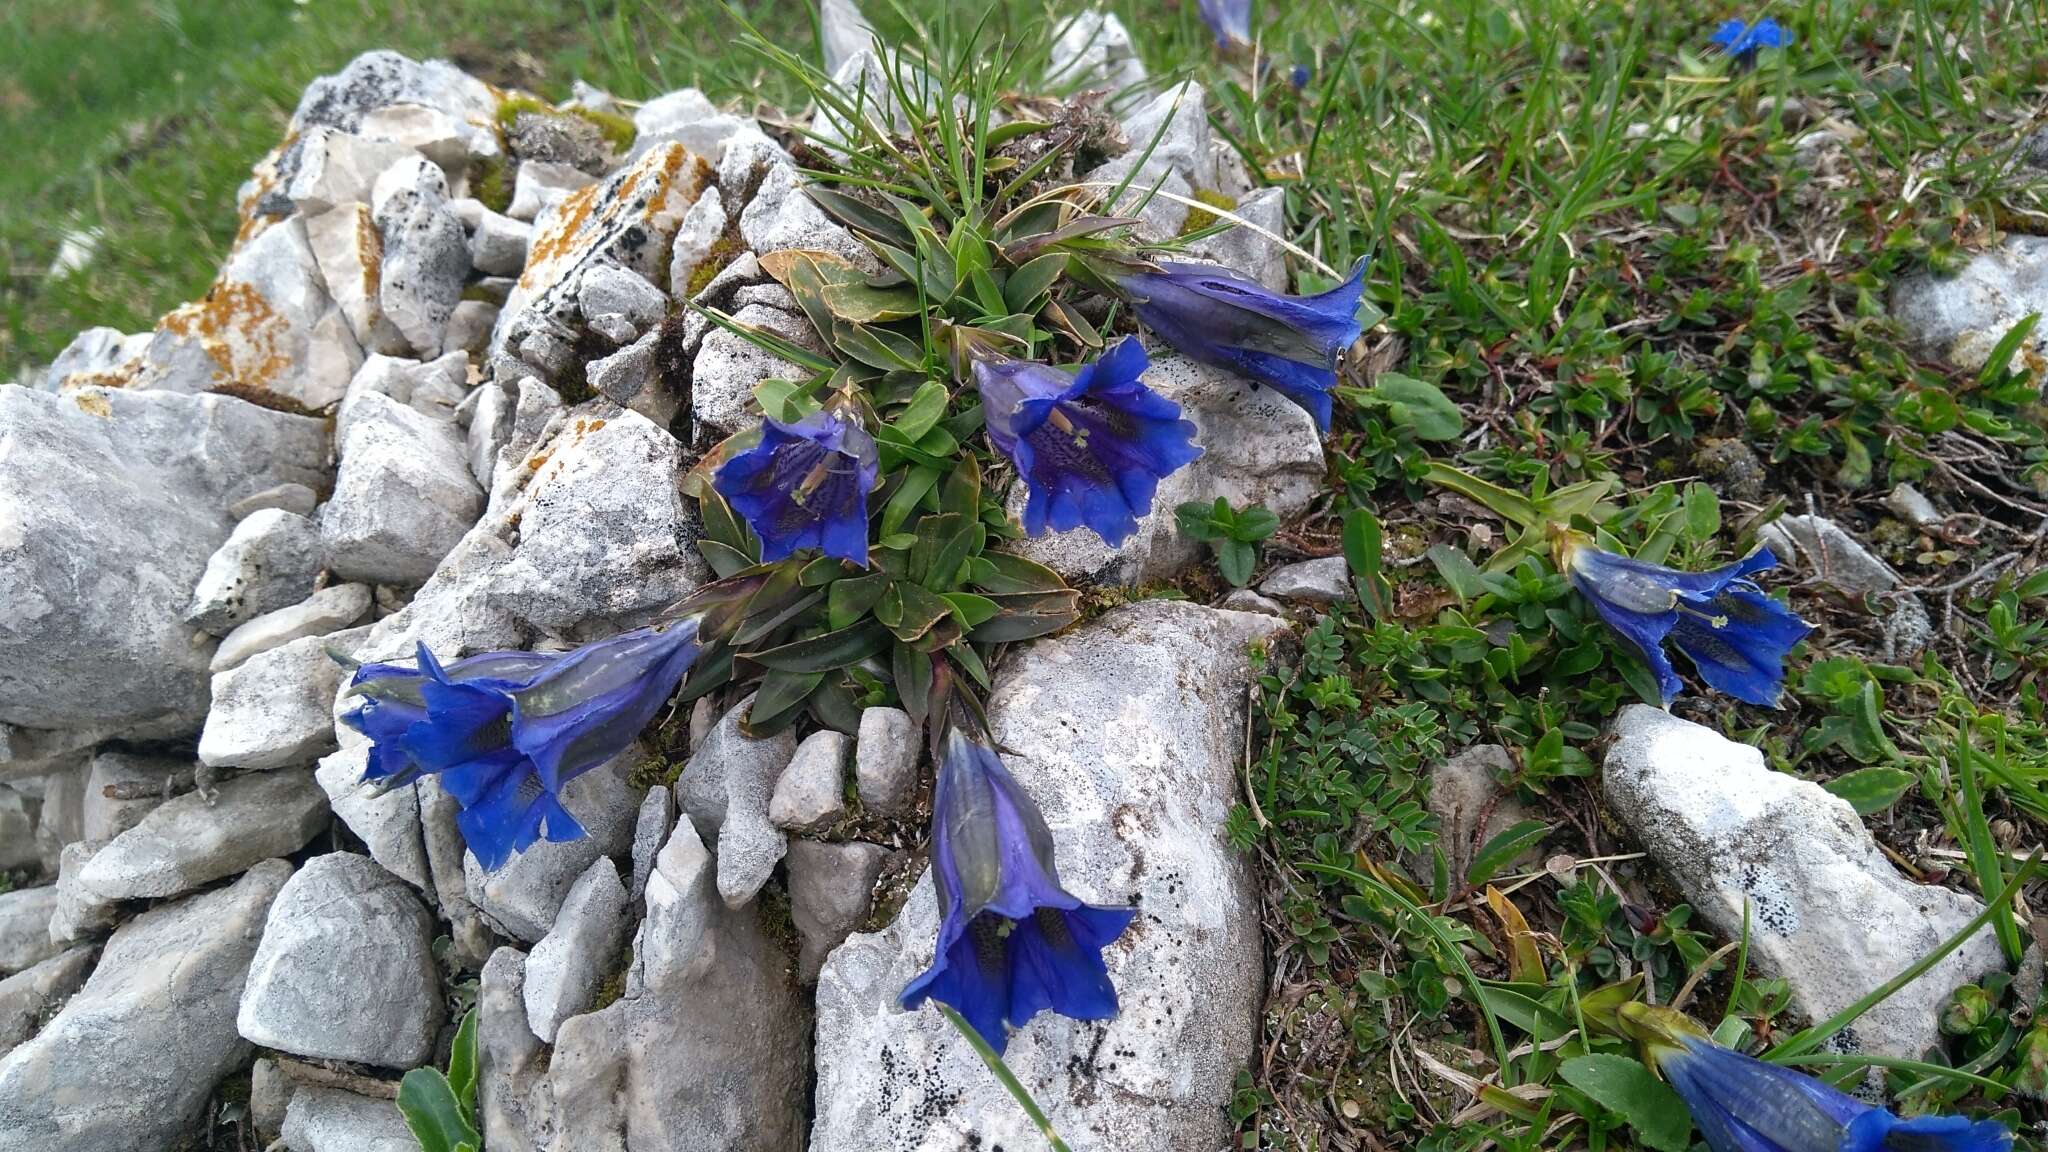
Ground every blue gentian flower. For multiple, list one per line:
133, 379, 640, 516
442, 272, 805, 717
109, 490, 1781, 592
973, 336, 1202, 546
1623, 1004, 2012, 1152
1113, 258, 1368, 432
1561, 538, 1812, 707
899, 727, 1136, 1055
1197, 0, 1252, 48
341, 622, 700, 869
714, 408, 879, 567
1710, 17, 1792, 67
1289, 64, 1312, 90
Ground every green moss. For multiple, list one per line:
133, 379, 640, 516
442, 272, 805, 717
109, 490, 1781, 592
685, 234, 747, 298
590, 946, 632, 1013
1179, 187, 1238, 236
495, 94, 637, 153
471, 153, 512, 215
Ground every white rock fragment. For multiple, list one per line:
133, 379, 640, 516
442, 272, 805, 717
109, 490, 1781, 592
184, 509, 323, 635
238, 852, 442, 1068
82, 752, 184, 841
373, 154, 471, 356
198, 628, 366, 770
770, 730, 849, 832
465, 753, 640, 943
668, 186, 728, 296
629, 784, 675, 904
1604, 705, 2003, 1063
230, 482, 320, 520
787, 839, 887, 981
210, 583, 372, 673
507, 159, 597, 222
0, 888, 61, 976
0, 861, 291, 1152
522, 857, 629, 1044
630, 88, 750, 163
689, 302, 826, 438
316, 746, 430, 892
1259, 555, 1350, 605
285, 127, 417, 214
304, 202, 411, 356
319, 391, 484, 586
1047, 10, 1148, 99
75, 771, 327, 902
738, 162, 879, 271
674, 695, 794, 909
0, 946, 95, 1057
853, 706, 917, 815
577, 263, 668, 333
470, 207, 534, 277
1891, 235, 2048, 372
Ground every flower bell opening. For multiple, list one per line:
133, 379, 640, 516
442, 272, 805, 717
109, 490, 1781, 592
899, 727, 1136, 1054
1560, 538, 1812, 707
972, 336, 1202, 547
713, 408, 880, 567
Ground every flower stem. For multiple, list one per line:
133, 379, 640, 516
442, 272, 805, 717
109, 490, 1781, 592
938, 1005, 1073, 1152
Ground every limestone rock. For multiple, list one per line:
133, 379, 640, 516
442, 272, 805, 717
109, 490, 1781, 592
737, 161, 878, 271
1220, 587, 1288, 616
230, 482, 321, 520
465, 752, 641, 943
0, 387, 326, 735
280, 1087, 419, 1152
1604, 705, 2003, 1062
139, 216, 363, 409
1428, 745, 1542, 881
489, 409, 710, 632
0, 788, 34, 873
667, 185, 727, 295
0, 887, 61, 976
304, 203, 409, 356
1891, 236, 2048, 372
239, 852, 442, 1068
316, 745, 430, 892
578, 263, 669, 335
523, 857, 629, 1044
358, 102, 473, 172
853, 706, 918, 815
1259, 555, 1350, 605
75, 770, 327, 903
689, 301, 827, 438
1008, 356, 1325, 586
507, 160, 596, 223
628, 785, 674, 903
472, 207, 535, 277
290, 51, 496, 145
478, 947, 550, 1152
285, 128, 417, 215
41, 327, 146, 392
319, 391, 483, 586
199, 628, 367, 770
631, 89, 751, 164
374, 155, 471, 356
185, 509, 324, 635
81, 752, 184, 841
1185, 185, 1289, 292
46, 840, 116, 945
504, 109, 615, 175
210, 583, 373, 673
673, 696, 795, 909
336, 351, 470, 439
446, 299, 499, 356
587, 331, 676, 427
0, 860, 292, 1152
493, 143, 713, 379
0, 945, 95, 1056
811, 601, 1287, 1151
1117, 81, 1215, 189
820, 0, 877, 78
249, 1057, 293, 1143
1759, 514, 1932, 661
770, 730, 849, 833
787, 839, 887, 981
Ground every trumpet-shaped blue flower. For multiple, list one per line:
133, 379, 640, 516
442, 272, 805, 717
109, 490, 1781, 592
899, 728, 1136, 1055
1197, 0, 1252, 48
973, 336, 1202, 547
1113, 259, 1368, 432
1710, 17, 1791, 66
341, 622, 700, 869
714, 408, 879, 567
1623, 1004, 2012, 1152
1562, 539, 1811, 707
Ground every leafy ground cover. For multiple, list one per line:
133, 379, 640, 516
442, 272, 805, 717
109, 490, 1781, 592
10, 1, 2048, 1151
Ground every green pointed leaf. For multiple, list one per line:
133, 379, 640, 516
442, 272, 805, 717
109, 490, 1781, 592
743, 619, 891, 673
1423, 462, 1541, 528
398, 1069, 478, 1152
1466, 820, 1551, 887
1343, 506, 1393, 617
1003, 253, 1068, 312
1366, 373, 1464, 442
940, 592, 1001, 629
447, 1009, 479, 1116
1823, 766, 1916, 815
828, 573, 891, 630
804, 186, 914, 245
746, 669, 825, 733
893, 641, 934, 731
970, 552, 1067, 594
893, 380, 951, 442
940, 455, 982, 517
1556, 1054, 1692, 1152
881, 466, 942, 536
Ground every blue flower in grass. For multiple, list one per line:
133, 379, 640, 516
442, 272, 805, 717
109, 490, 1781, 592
899, 727, 1136, 1055
714, 408, 880, 567
1112, 258, 1368, 432
342, 622, 700, 869
1623, 1004, 2012, 1152
1710, 17, 1791, 67
1197, 0, 1252, 49
1561, 537, 1812, 707
974, 336, 1202, 547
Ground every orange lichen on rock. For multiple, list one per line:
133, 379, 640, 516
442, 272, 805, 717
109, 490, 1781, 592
157, 281, 294, 392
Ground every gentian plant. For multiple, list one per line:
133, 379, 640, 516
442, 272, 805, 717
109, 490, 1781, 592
1710, 16, 1792, 69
